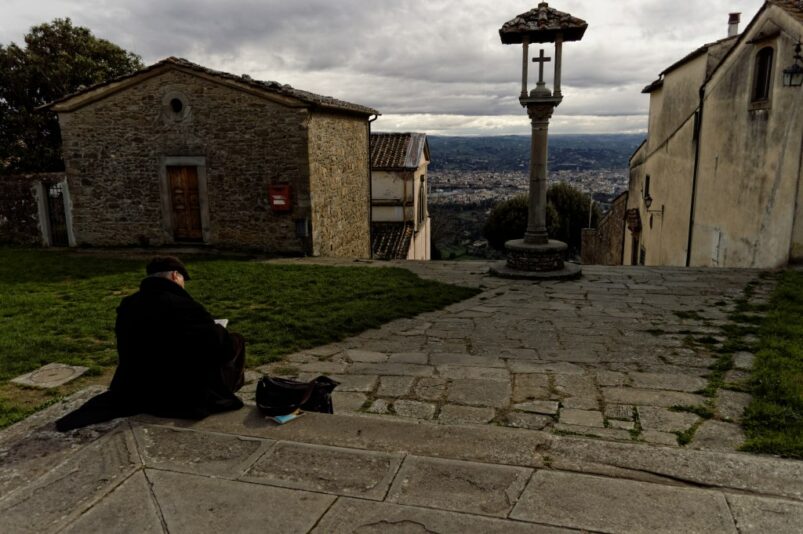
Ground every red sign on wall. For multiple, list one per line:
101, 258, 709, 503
269, 184, 292, 212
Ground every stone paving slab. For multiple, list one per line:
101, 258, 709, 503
134, 425, 265, 477
312, 498, 574, 534
61, 472, 164, 534
510, 470, 737, 533
0, 429, 140, 532
726, 494, 803, 534
387, 456, 532, 517
243, 441, 403, 500
148, 469, 335, 533
10, 362, 89, 389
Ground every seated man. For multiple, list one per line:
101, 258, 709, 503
57, 256, 245, 430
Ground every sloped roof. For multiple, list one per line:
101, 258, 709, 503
771, 0, 803, 22
499, 2, 588, 44
43, 57, 379, 116
370, 133, 429, 170
642, 35, 739, 94
372, 222, 413, 260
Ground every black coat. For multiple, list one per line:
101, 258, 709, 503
109, 276, 243, 419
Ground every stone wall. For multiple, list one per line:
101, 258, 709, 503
307, 113, 371, 258
581, 191, 628, 265
0, 173, 64, 245
58, 69, 312, 253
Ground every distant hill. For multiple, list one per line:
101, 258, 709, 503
428, 134, 645, 172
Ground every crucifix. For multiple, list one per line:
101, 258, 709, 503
532, 49, 551, 88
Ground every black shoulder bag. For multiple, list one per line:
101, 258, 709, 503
256, 375, 339, 416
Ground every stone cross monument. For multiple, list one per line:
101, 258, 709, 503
491, 2, 587, 280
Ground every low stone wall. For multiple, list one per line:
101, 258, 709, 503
0, 173, 64, 245
581, 192, 628, 265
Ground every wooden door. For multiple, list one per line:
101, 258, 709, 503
168, 166, 203, 241
46, 182, 69, 246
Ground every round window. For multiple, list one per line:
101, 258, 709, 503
170, 98, 184, 113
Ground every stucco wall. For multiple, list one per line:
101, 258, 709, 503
58, 69, 312, 253
308, 113, 370, 258
691, 5, 803, 268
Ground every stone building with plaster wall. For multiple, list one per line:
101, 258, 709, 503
370, 133, 431, 260
623, 1, 803, 268
43, 57, 377, 257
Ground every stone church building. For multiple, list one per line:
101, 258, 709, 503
44, 57, 378, 257
619, 1, 803, 268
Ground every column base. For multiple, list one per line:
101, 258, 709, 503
489, 239, 582, 281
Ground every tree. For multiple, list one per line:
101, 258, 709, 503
0, 18, 143, 174
483, 182, 600, 255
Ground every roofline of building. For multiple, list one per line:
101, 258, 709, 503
371, 132, 430, 171
40, 57, 379, 117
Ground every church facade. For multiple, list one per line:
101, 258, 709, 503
45, 57, 378, 257
622, 1, 803, 268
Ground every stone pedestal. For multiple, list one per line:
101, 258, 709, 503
490, 239, 581, 280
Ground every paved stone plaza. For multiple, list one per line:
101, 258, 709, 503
1, 262, 802, 532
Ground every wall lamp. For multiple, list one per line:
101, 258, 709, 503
644, 194, 664, 215
783, 41, 803, 87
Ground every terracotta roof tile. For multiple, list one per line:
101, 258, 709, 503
370, 132, 428, 170
372, 222, 413, 260
499, 2, 588, 44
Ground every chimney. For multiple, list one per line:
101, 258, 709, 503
728, 13, 741, 37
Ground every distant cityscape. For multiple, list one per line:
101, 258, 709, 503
425, 134, 643, 257
429, 168, 629, 208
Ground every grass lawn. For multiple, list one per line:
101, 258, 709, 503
741, 270, 803, 458
0, 247, 480, 428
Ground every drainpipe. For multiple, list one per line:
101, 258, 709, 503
686, 86, 705, 266
368, 114, 379, 259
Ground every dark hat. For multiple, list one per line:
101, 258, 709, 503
146, 256, 191, 280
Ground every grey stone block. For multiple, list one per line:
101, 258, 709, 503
560, 409, 605, 428
560, 396, 599, 409
387, 456, 532, 517
512, 373, 551, 402
349, 363, 434, 377
366, 399, 390, 414
629, 372, 708, 393
243, 441, 402, 499
149, 469, 334, 532
691, 421, 745, 452
605, 404, 635, 421
345, 349, 388, 363
717, 390, 751, 422
506, 412, 553, 430
437, 365, 509, 381
603, 387, 706, 407
438, 405, 496, 425
393, 400, 436, 419
328, 374, 378, 392
641, 430, 680, 446
377, 376, 415, 397
637, 406, 700, 433
447, 379, 511, 408
414, 377, 448, 401
511, 470, 737, 533
727, 494, 803, 534
555, 424, 632, 441
732, 351, 755, 371
430, 353, 505, 367
508, 361, 585, 374
332, 391, 368, 413
387, 352, 428, 364
513, 400, 559, 415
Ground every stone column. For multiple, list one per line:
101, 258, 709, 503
521, 39, 529, 97
554, 35, 563, 97
524, 104, 555, 245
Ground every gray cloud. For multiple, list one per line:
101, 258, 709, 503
1, 0, 765, 134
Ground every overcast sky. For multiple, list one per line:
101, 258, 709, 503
1, 0, 767, 136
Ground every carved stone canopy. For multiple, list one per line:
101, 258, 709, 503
499, 2, 588, 44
